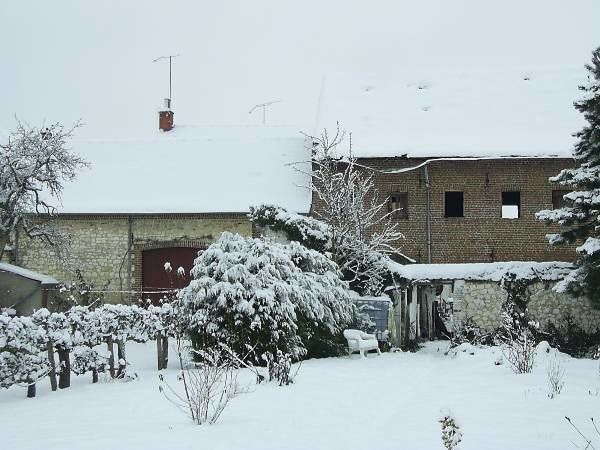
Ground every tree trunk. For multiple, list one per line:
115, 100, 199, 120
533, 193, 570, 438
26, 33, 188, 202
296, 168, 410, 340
57, 347, 71, 389
157, 333, 164, 370
162, 336, 169, 369
46, 341, 57, 391
107, 336, 115, 378
92, 368, 98, 384
27, 383, 36, 398
116, 339, 126, 378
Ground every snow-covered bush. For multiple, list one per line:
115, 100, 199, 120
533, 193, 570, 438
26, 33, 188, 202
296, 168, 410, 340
262, 350, 294, 386
0, 312, 49, 397
68, 306, 107, 382
178, 232, 355, 363
547, 350, 565, 398
494, 272, 540, 374
31, 308, 73, 389
159, 344, 246, 425
439, 413, 463, 450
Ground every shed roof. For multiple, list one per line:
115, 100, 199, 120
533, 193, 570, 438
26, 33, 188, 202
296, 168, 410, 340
387, 261, 574, 283
0, 263, 59, 285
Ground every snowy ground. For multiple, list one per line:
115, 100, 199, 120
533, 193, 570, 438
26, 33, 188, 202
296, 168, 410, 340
1, 341, 599, 450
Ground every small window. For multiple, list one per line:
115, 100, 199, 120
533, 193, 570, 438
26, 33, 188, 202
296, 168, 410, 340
389, 192, 408, 219
502, 191, 520, 218
552, 190, 570, 209
444, 191, 464, 217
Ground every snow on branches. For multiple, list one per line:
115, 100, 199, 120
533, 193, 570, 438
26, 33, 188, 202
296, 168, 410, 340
536, 47, 600, 306
0, 120, 88, 259
178, 232, 355, 362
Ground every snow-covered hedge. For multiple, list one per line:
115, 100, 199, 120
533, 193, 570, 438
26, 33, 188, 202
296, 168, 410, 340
0, 302, 177, 395
178, 232, 357, 361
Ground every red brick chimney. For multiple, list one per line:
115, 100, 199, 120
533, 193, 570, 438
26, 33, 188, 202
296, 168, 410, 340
159, 98, 174, 132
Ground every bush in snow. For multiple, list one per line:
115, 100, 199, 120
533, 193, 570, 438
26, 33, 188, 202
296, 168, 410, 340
536, 46, 600, 308
262, 350, 295, 386
68, 306, 108, 383
178, 232, 355, 363
439, 413, 463, 450
546, 350, 565, 398
31, 308, 73, 389
0, 311, 49, 398
496, 272, 539, 374
159, 344, 246, 425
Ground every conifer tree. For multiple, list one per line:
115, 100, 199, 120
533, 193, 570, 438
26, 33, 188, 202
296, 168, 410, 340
537, 47, 600, 307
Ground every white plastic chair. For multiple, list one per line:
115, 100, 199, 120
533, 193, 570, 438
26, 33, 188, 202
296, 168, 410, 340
343, 329, 381, 357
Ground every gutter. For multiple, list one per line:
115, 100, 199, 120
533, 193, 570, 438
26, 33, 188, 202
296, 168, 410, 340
423, 165, 432, 264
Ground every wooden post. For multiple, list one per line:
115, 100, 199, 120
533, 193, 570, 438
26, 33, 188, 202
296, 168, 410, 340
401, 288, 410, 348
46, 341, 57, 391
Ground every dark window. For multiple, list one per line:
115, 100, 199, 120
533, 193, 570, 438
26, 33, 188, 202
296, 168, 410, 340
552, 190, 570, 209
389, 192, 408, 219
501, 191, 520, 218
444, 191, 464, 217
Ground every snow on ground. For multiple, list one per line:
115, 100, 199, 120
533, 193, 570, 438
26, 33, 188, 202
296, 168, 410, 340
1, 341, 599, 450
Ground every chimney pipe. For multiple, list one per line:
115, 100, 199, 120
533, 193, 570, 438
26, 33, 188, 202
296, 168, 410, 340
159, 98, 174, 132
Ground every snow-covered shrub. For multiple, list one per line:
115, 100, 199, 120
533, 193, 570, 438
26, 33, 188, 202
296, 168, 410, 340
262, 350, 294, 386
543, 316, 600, 358
249, 204, 403, 296
68, 306, 107, 382
546, 350, 565, 398
496, 272, 539, 374
159, 344, 246, 425
439, 413, 463, 450
0, 312, 49, 397
178, 232, 354, 363
96, 304, 154, 378
32, 308, 73, 389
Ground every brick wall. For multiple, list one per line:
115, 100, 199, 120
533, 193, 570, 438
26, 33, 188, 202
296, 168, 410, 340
312, 157, 576, 263
16, 213, 251, 303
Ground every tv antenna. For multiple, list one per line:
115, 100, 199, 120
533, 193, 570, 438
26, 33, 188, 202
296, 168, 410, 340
153, 54, 180, 104
249, 100, 282, 125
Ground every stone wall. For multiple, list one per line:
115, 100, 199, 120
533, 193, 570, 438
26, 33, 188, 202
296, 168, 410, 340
452, 280, 600, 334
15, 214, 252, 304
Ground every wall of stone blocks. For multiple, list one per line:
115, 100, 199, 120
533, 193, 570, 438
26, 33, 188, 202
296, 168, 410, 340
452, 280, 600, 334
15, 214, 252, 304
312, 157, 577, 263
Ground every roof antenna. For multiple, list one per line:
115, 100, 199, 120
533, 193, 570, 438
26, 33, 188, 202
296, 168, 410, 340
249, 100, 282, 125
153, 54, 180, 105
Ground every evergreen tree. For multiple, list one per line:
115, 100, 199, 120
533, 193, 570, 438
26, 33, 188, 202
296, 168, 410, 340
537, 47, 600, 307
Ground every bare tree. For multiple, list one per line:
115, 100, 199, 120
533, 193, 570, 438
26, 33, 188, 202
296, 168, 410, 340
0, 120, 88, 260
303, 124, 404, 294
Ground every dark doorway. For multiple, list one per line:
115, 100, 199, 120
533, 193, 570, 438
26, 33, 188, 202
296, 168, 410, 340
141, 247, 201, 304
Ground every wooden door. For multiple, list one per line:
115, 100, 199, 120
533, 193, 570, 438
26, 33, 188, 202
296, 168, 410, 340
141, 247, 201, 304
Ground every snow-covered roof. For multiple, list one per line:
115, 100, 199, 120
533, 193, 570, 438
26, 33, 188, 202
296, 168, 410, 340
57, 127, 310, 214
1, 1, 600, 211
316, 69, 586, 159
387, 261, 574, 283
0, 263, 59, 285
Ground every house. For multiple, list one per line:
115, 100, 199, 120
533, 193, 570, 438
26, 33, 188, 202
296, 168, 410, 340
312, 70, 583, 263
0, 263, 59, 315
9, 125, 311, 304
